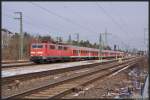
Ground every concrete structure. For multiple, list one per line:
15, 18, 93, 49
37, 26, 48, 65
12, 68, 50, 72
142, 75, 149, 99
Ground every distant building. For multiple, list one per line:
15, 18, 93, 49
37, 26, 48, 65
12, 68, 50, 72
1, 28, 14, 48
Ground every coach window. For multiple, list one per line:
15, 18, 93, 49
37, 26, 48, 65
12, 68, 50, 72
64, 47, 68, 50
49, 45, 55, 49
73, 50, 78, 54
102, 52, 105, 55
73, 50, 75, 54
93, 51, 95, 54
38, 45, 43, 48
81, 50, 83, 54
83, 51, 85, 54
58, 46, 63, 50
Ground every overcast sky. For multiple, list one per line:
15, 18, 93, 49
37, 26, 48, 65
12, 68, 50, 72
2, 2, 148, 51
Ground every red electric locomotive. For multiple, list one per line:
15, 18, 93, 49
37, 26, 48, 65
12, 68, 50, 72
30, 42, 125, 63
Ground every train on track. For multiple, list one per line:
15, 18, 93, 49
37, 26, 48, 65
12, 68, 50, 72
30, 42, 125, 63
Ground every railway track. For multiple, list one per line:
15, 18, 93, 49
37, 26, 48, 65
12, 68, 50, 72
2, 56, 142, 99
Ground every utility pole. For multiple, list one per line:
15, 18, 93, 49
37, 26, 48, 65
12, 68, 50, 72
75, 33, 80, 57
68, 34, 72, 44
118, 45, 119, 51
99, 33, 103, 61
76, 33, 79, 46
56, 36, 59, 43
114, 44, 116, 51
104, 28, 111, 48
144, 28, 148, 55
14, 12, 23, 60
59, 37, 62, 42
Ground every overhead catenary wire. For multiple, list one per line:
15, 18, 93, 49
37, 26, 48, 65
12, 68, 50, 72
95, 2, 130, 35
3, 8, 65, 33
108, 2, 137, 40
95, 2, 134, 49
3, 14, 61, 44
64, 3, 136, 50
24, 15, 65, 32
3, 9, 67, 36
30, 2, 97, 34
108, 2, 129, 28
3, 14, 56, 34
3, 14, 75, 43
64, 5, 97, 34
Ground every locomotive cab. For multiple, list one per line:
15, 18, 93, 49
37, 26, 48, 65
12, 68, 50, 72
30, 43, 47, 63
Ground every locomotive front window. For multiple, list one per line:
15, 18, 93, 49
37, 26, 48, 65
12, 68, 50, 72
37, 45, 43, 48
32, 45, 37, 48
32, 44, 43, 48
64, 47, 68, 50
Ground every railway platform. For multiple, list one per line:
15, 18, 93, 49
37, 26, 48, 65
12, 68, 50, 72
2, 59, 113, 78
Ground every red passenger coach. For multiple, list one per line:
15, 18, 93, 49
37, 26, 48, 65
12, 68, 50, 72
30, 42, 125, 63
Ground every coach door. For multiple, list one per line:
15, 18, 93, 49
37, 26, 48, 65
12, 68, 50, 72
45, 44, 48, 56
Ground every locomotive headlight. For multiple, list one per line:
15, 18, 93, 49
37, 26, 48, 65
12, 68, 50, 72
37, 51, 43, 54
31, 52, 35, 54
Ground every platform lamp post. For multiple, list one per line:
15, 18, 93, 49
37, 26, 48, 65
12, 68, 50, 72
68, 34, 72, 44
